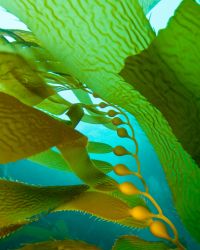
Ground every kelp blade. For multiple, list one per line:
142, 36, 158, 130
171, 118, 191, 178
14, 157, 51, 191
58, 143, 117, 191
54, 191, 149, 229
0, 179, 88, 228
121, 0, 200, 166
0, 51, 54, 105
28, 149, 70, 172
0, 92, 85, 163
0, 222, 29, 239
87, 141, 113, 154
120, 0, 200, 241
17, 240, 101, 250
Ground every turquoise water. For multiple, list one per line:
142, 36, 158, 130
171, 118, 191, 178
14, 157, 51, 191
0, 111, 199, 250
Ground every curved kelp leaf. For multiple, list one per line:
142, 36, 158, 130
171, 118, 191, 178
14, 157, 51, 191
119, 0, 200, 241
112, 235, 172, 250
0, 221, 30, 239
0, 29, 41, 46
58, 143, 117, 191
55, 191, 149, 228
82, 114, 112, 125
0, 51, 54, 105
35, 95, 71, 115
0, 92, 85, 163
121, 0, 200, 166
92, 159, 113, 173
45, 157, 113, 179
17, 240, 101, 250
87, 141, 113, 154
73, 88, 93, 105
28, 149, 70, 172
0, 0, 154, 86
67, 103, 84, 127
0, 179, 88, 228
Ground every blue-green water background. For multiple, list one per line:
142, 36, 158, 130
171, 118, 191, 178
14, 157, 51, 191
0, 109, 199, 250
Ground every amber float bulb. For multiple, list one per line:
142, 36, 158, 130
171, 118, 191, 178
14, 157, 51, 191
107, 110, 118, 117
117, 128, 129, 138
149, 220, 171, 240
113, 164, 132, 176
129, 206, 152, 221
118, 182, 139, 195
113, 146, 130, 156
112, 117, 123, 126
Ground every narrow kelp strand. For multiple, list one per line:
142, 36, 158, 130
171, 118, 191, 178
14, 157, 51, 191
97, 99, 184, 249
73, 87, 184, 249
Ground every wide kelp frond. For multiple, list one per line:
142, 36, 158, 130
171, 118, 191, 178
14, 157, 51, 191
28, 149, 71, 172
0, 91, 119, 191
0, 50, 54, 105
120, 0, 200, 241
0, 179, 88, 228
58, 142, 117, 191
0, 179, 149, 232
54, 191, 149, 229
16, 239, 101, 250
0, 92, 85, 164
121, 0, 200, 166
0, 222, 30, 239
0, 0, 155, 80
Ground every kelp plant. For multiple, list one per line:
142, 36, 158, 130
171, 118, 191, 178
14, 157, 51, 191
0, 0, 199, 249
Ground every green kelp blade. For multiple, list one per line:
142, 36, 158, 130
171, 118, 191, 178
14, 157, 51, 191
0, 221, 30, 239
0, 0, 154, 193
28, 145, 116, 175
0, 92, 85, 164
82, 113, 117, 131
0, 179, 88, 228
87, 141, 113, 154
112, 235, 173, 250
0, 51, 54, 106
54, 191, 149, 229
120, 0, 200, 241
35, 96, 70, 115
73, 88, 93, 105
28, 149, 70, 172
82, 114, 112, 125
82, 102, 117, 131
92, 159, 113, 173
58, 143, 117, 191
83, 105, 106, 116
67, 103, 84, 127
0, 0, 155, 89
17, 240, 101, 250
0, 29, 41, 45
121, 0, 200, 166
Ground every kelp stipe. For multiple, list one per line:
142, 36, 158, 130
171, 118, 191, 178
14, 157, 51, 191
96, 98, 184, 249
